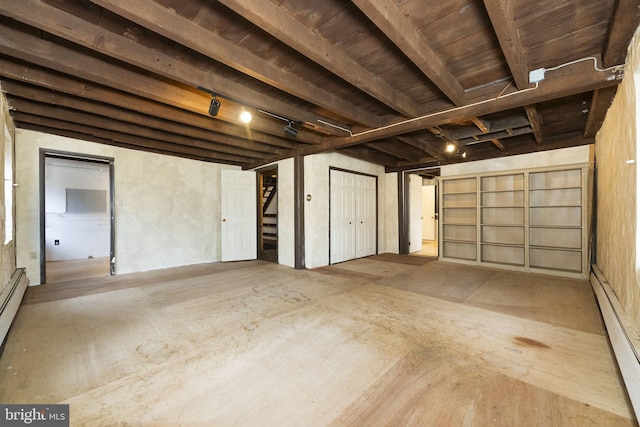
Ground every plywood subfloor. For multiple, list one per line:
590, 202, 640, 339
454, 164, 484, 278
46, 257, 110, 284
0, 255, 635, 426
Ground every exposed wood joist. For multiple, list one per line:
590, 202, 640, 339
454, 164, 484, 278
525, 105, 544, 144
8, 98, 260, 163
350, 0, 465, 106
482, 0, 530, 90
0, 21, 325, 144
245, 61, 622, 169
0, 58, 300, 151
602, 0, 640, 67
217, 0, 419, 117
2, 80, 285, 157
584, 86, 619, 138
88, 0, 378, 129
17, 122, 220, 163
0, 0, 342, 139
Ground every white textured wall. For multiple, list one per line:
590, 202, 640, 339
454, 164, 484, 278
0, 88, 16, 289
16, 130, 237, 284
303, 152, 389, 268
385, 172, 399, 254
595, 28, 640, 330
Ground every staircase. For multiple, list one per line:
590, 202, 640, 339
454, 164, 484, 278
262, 175, 277, 249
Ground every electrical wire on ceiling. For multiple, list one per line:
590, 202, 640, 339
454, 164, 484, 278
317, 56, 626, 139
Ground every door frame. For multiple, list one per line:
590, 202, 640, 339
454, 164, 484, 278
328, 167, 378, 264
39, 149, 115, 284
256, 165, 278, 263
398, 166, 440, 254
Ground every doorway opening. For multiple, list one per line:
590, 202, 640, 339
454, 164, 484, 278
40, 150, 115, 284
258, 167, 278, 263
403, 167, 440, 257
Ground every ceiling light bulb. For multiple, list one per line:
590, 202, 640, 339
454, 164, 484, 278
239, 109, 252, 123
446, 143, 456, 153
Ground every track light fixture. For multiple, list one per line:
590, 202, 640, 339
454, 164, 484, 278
208, 96, 220, 117
284, 121, 298, 138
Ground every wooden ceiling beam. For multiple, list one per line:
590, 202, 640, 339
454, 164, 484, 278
0, 58, 300, 151
490, 139, 506, 151
351, 0, 465, 106
482, 0, 530, 90
525, 106, 544, 144
88, 0, 378, 128
13, 113, 252, 164
365, 140, 425, 163
217, 0, 419, 117
337, 146, 401, 167
8, 99, 259, 163
2, 80, 284, 157
0, 21, 324, 144
397, 136, 447, 163
583, 86, 619, 138
602, 0, 640, 67
0, 0, 336, 140
16, 122, 224, 164
243, 60, 623, 169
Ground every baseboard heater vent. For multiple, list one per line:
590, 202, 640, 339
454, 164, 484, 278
591, 265, 640, 420
0, 268, 28, 346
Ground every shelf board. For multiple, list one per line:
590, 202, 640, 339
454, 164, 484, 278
442, 238, 477, 244
530, 245, 582, 252
529, 204, 582, 208
529, 225, 581, 229
443, 191, 477, 196
480, 189, 524, 194
529, 186, 581, 191
481, 223, 524, 227
481, 242, 525, 247
481, 205, 525, 208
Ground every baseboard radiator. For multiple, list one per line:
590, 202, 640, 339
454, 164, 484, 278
0, 268, 28, 345
590, 265, 640, 420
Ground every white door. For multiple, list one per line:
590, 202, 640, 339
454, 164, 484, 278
356, 175, 376, 258
330, 170, 356, 264
422, 185, 436, 240
408, 174, 423, 253
221, 169, 257, 262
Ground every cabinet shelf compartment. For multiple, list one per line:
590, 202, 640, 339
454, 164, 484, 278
482, 225, 524, 245
443, 192, 476, 208
481, 190, 524, 207
443, 207, 476, 225
530, 227, 581, 249
481, 174, 524, 192
482, 207, 524, 225
530, 169, 581, 190
443, 177, 477, 194
529, 206, 581, 227
482, 244, 525, 266
529, 188, 581, 207
443, 241, 477, 261
530, 247, 582, 272
443, 224, 476, 242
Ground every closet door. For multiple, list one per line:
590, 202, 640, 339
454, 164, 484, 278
355, 174, 376, 258
330, 170, 356, 264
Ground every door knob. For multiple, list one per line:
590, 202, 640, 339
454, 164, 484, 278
222, 218, 226, 222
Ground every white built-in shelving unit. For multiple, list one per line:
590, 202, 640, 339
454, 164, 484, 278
439, 165, 591, 279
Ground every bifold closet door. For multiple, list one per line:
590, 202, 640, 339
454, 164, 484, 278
330, 170, 376, 264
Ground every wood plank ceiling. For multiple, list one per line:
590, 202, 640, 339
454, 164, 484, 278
0, 0, 638, 171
